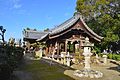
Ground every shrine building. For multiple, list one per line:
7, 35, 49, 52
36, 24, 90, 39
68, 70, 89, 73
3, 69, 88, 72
23, 12, 103, 56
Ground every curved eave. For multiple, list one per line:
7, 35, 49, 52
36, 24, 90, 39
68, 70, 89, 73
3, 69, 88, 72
23, 37, 37, 43
49, 19, 80, 39
80, 17, 104, 42
36, 33, 49, 42
23, 37, 37, 40
50, 17, 79, 36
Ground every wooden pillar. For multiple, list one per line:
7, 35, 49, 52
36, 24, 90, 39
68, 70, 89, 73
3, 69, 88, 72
45, 47, 48, 56
57, 42, 59, 55
79, 34, 82, 49
73, 42, 75, 53
65, 40, 68, 54
57, 42, 60, 62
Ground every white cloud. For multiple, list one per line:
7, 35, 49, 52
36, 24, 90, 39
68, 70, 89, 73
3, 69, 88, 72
13, 4, 22, 9
64, 12, 70, 17
10, 0, 22, 9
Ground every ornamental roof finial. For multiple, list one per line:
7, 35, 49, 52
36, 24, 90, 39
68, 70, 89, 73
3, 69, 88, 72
74, 11, 82, 18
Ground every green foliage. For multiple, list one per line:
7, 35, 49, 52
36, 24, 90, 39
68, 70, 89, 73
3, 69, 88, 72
76, 0, 120, 52
98, 53, 103, 57
69, 44, 74, 53
26, 27, 30, 30
0, 45, 24, 80
31, 42, 47, 48
107, 53, 120, 61
44, 28, 50, 32
76, 0, 110, 21
107, 53, 113, 59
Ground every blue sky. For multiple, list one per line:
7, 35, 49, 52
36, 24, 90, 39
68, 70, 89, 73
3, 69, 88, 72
0, 0, 76, 41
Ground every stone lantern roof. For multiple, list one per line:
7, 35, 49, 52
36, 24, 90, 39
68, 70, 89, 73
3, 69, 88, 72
83, 37, 94, 47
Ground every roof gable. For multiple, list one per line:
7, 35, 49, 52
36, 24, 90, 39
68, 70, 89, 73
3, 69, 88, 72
49, 13, 103, 41
36, 12, 103, 42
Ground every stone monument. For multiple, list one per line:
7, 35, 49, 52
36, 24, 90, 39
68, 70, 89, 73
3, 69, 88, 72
74, 37, 103, 78
66, 52, 71, 66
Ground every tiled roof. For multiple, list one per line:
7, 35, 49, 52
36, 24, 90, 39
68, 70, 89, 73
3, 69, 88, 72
23, 30, 48, 40
49, 13, 103, 41
36, 33, 49, 41
50, 15, 80, 35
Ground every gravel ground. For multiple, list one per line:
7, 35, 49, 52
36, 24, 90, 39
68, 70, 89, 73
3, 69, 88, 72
64, 59, 120, 80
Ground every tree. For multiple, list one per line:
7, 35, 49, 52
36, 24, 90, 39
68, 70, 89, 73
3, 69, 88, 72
76, 0, 110, 21
76, 0, 120, 53
44, 28, 50, 32
33, 28, 37, 31
26, 27, 30, 30
0, 26, 6, 44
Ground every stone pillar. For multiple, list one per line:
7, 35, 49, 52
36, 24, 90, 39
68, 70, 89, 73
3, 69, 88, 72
61, 53, 64, 64
103, 55, 107, 64
65, 40, 68, 54
64, 40, 68, 65
52, 47, 55, 60
61, 52, 66, 64
84, 56, 91, 70
64, 55, 66, 65
39, 48, 42, 58
67, 52, 70, 66
83, 47, 92, 70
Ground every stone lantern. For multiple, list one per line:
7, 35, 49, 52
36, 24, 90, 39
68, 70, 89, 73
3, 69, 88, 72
82, 37, 94, 70
74, 37, 103, 78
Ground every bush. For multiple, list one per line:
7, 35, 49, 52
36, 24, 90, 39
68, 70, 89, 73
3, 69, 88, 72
0, 64, 13, 80
0, 45, 24, 80
107, 53, 120, 61
115, 54, 120, 61
107, 53, 113, 59
98, 53, 103, 57
112, 54, 116, 60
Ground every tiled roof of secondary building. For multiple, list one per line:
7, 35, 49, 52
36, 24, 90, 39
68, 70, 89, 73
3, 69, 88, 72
23, 29, 49, 40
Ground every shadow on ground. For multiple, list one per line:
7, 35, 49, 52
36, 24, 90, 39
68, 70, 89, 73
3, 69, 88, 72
107, 60, 120, 72
13, 56, 75, 80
